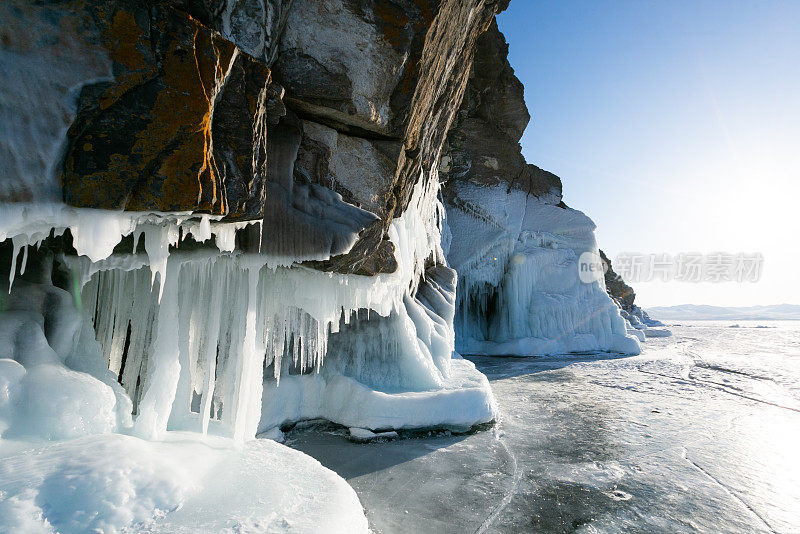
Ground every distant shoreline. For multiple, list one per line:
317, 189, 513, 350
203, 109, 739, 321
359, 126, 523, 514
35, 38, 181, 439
646, 304, 800, 322
653, 318, 800, 321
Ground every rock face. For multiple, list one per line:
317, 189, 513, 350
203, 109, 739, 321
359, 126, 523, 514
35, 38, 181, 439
0, 1, 111, 203
166, 0, 293, 63
60, 2, 284, 218
274, 0, 509, 273
1, 0, 507, 274
600, 249, 637, 311
440, 20, 561, 201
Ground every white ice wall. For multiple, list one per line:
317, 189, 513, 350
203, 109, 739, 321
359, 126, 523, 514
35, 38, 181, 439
446, 182, 640, 356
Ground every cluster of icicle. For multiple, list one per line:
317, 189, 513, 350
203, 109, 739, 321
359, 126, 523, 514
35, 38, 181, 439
0, 202, 258, 292
2, 171, 448, 442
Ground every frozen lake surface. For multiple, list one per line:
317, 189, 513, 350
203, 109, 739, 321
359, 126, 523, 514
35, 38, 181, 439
286, 321, 800, 533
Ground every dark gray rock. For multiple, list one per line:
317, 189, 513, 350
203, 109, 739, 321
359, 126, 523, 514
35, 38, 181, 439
277, 0, 506, 273
600, 249, 637, 311
441, 19, 562, 201
57, 1, 283, 218
164, 0, 294, 63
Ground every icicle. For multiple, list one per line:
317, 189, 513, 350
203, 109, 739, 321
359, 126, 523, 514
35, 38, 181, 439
143, 224, 179, 302
212, 225, 237, 253
231, 265, 264, 442
19, 243, 28, 276
167, 263, 197, 431
133, 259, 182, 440
132, 228, 142, 253
234, 266, 264, 439
186, 215, 212, 243
200, 261, 223, 435
7, 236, 22, 292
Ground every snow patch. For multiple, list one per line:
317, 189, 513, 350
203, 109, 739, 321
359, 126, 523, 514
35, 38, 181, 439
0, 434, 368, 533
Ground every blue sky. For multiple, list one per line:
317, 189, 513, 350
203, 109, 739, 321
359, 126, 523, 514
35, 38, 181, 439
497, 1, 800, 307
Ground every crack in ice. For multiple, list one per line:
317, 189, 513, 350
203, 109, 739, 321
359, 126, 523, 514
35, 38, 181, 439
681, 447, 777, 534
474, 425, 523, 534
635, 367, 800, 414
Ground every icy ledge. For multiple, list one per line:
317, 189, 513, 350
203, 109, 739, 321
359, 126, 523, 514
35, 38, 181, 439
0, 433, 368, 533
260, 356, 496, 433
0, 202, 261, 295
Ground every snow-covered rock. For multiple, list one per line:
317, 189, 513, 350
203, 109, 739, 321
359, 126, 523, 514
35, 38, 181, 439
348, 427, 399, 442
440, 20, 643, 357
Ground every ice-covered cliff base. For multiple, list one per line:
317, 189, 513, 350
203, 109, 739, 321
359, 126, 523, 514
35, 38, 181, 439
622, 306, 673, 339
445, 183, 641, 357
1, 195, 496, 432
0, 190, 495, 530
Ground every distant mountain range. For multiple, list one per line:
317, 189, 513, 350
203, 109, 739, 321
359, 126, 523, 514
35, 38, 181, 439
647, 304, 800, 321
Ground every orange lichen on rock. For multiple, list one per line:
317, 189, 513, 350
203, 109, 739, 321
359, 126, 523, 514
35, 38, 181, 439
61, 3, 273, 218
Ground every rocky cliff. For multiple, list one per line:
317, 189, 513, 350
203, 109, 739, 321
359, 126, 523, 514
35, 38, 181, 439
440, 19, 561, 200
2, 0, 510, 273
600, 249, 637, 311
1, 0, 512, 442
0, 0, 646, 446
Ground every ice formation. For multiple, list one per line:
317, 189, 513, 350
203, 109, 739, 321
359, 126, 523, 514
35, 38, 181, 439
0, 251, 132, 442
0, 165, 500, 530
1, 173, 495, 436
48, 176, 489, 439
445, 182, 641, 356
